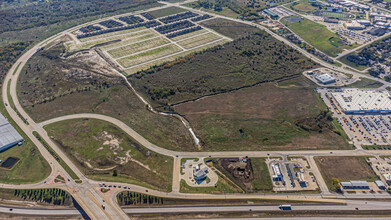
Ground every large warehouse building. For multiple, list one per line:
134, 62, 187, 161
0, 113, 23, 152
331, 89, 391, 114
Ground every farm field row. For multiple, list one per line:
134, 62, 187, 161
107, 37, 170, 58
178, 32, 222, 49
123, 38, 230, 75
171, 29, 208, 41
67, 29, 154, 52
78, 27, 147, 42
66, 8, 231, 75
118, 44, 183, 68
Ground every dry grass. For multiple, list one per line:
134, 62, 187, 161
118, 44, 183, 68
175, 81, 350, 151
315, 156, 378, 190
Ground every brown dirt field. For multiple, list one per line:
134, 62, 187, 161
315, 156, 378, 190
216, 158, 254, 192
175, 81, 350, 151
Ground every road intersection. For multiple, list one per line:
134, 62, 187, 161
2, 1, 391, 219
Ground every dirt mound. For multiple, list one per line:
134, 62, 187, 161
217, 158, 255, 192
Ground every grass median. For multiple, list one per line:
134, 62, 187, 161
32, 131, 80, 182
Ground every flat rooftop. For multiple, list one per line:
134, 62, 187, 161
0, 113, 23, 150
331, 89, 391, 113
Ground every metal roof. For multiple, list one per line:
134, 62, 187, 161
331, 89, 391, 113
0, 113, 23, 150
194, 167, 208, 178
375, 180, 385, 187
315, 74, 335, 84
341, 181, 369, 187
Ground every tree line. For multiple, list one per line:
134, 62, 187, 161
117, 191, 164, 206
14, 188, 72, 206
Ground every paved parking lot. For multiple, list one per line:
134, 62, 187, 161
318, 88, 391, 147
267, 158, 318, 192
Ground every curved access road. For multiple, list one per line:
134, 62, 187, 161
2, 1, 391, 219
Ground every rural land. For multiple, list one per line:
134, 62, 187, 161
3, 0, 391, 219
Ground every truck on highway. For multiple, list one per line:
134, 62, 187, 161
279, 205, 292, 210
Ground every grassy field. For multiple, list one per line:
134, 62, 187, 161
148, 6, 186, 18
18, 44, 195, 151
118, 44, 183, 68
201, 18, 260, 39
101, 32, 157, 50
185, 3, 239, 19
108, 37, 169, 58
180, 174, 243, 194
68, 30, 154, 52
45, 118, 173, 191
171, 29, 208, 41
0, 95, 50, 184
251, 158, 273, 191
314, 156, 378, 191
33, 131, 80, 181
281, 17, 356, 57
177, 32, 222, 49
175, 81, 350, 151
129, 24, 318, 107
347, 78, 384, 88
78, 27, 147, 42
290, 0, 317, 12
123, 38, 231, 75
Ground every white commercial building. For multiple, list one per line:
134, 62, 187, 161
331, 89, 391, 114
315, 73, 336, 84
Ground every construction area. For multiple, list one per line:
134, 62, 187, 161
318, 88, 391, 146
267, 157, 318, 192
65, 10, 231, 75
303, 67, 356, 86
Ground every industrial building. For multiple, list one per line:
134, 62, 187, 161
340, 180, 370, 189
375, 180, 386, 190
315, 73, 336, 84
0, 113, 23, 152
330, 89, 391, 114
271, 163, 283, 181
263, 9, 278, 19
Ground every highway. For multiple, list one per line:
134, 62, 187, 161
1, 199, 391, 216
2, 1, 391, 219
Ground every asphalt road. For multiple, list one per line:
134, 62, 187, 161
2, 0, 391, 219
1, 199, 391, 216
